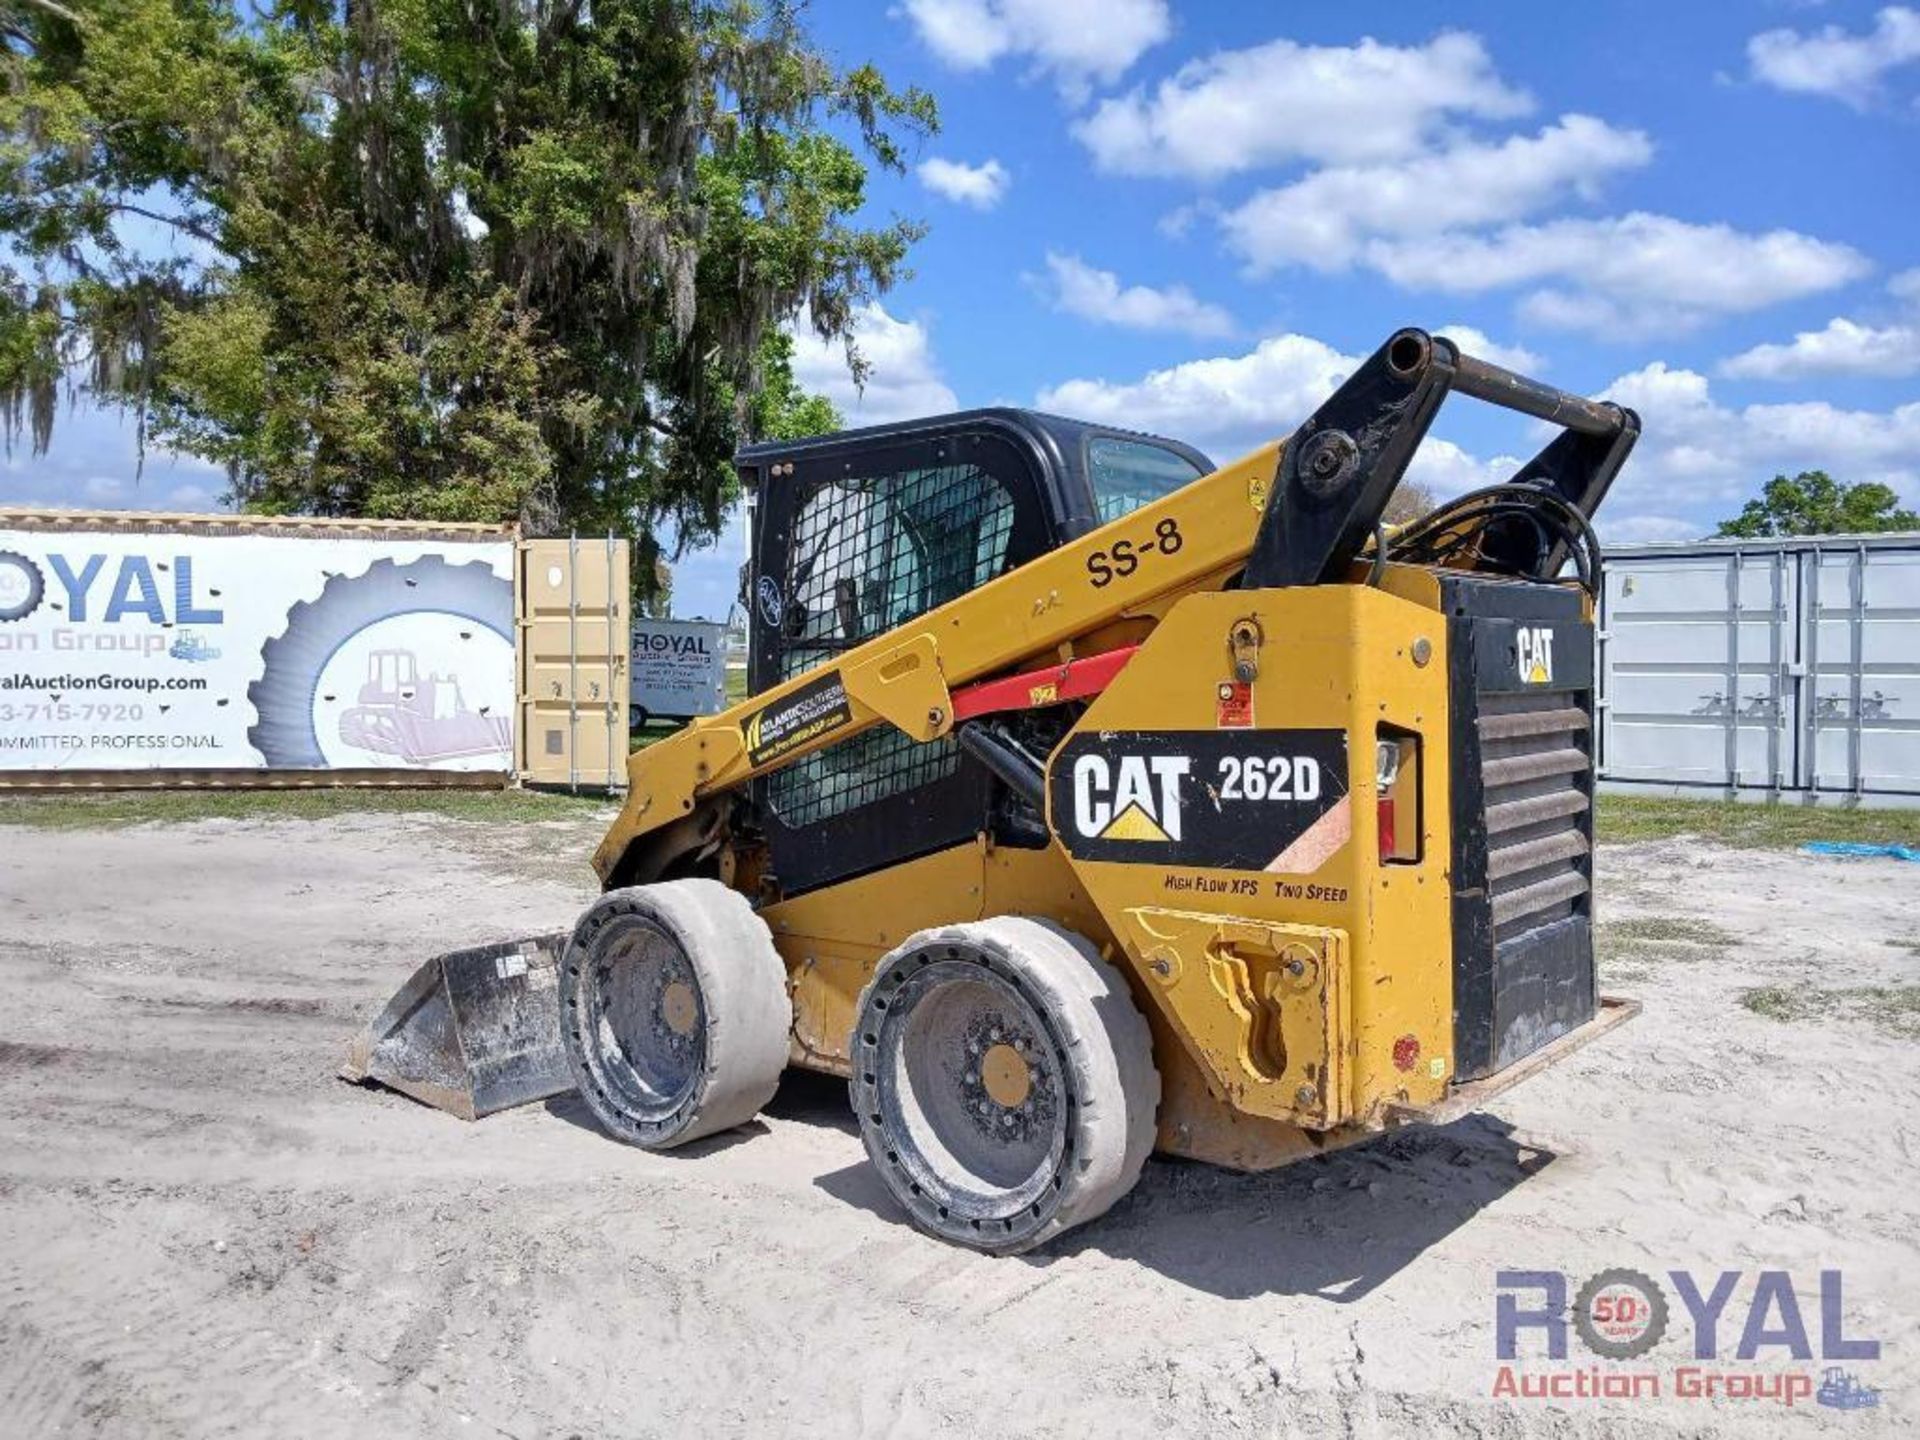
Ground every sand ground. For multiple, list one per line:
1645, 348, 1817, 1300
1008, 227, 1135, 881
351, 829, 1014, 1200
1, 811, 1914, 1438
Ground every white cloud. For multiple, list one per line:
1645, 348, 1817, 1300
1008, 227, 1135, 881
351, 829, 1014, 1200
1748, 5, 1920, 106
1034, 334, 1920, 532
1219, 116, 1651, 273
1036, 332, 1354, 461
1601, 514, 1703, 545
1601, 361, 1920, 513
147, 446, 225, 479
1432, 324, 1543, 374
1156, 203, 1202, 240
1367, 213, 1870, 337
791, 303, 959, 426
900, 0, 1169, 98
1073, 31, 1531, 179
82, 475, 126, 501
1401, 438, 1519, 501
1720, 317, 1920, 380
166, 483, 218, 509
1037, 252, 1235, 338
917, 156, 1010, 209
1034, 330, 1513, 494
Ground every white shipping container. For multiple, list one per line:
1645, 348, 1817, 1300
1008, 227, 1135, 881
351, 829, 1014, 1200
1598, 533, 1920, 805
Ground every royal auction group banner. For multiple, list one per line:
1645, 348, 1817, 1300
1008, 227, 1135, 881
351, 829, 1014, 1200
0, 527, 516, 773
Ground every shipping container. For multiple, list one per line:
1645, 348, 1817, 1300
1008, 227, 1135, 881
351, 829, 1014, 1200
1597, 533, 1920, 806
0, 509, 628, 790
516, 534, 630, 791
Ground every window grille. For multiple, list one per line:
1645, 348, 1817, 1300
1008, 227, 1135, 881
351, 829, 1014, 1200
768, 463, 1013, 826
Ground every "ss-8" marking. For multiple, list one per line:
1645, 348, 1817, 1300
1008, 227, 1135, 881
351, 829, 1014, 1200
1087, 517, 1183, 588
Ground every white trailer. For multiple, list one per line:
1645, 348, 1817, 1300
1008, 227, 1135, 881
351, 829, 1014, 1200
630, 617, 727, 727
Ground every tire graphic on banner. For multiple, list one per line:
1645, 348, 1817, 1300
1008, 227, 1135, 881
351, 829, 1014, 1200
0, 550, 45, 623
247, 556, 513, 768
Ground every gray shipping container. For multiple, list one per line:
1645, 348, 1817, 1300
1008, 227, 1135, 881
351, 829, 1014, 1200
1597, 532, 1920, 805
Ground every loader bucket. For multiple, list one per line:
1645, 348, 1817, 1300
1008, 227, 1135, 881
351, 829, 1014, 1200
342, 934, 574, 1120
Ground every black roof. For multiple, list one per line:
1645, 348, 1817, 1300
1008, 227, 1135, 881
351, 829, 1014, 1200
734, 406, 1213, 475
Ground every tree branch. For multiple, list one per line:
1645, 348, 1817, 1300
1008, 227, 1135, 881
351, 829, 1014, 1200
110, 202, 225, 251
28, 195, 228, 255
21, 0, 82, 26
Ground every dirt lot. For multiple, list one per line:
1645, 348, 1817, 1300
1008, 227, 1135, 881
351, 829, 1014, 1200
1, 808, 1915, 1438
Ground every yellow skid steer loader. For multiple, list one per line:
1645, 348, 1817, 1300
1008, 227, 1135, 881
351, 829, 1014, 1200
346, 329, 1642, 1253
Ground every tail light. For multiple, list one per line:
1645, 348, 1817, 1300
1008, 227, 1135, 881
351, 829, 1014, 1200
1376, 729, 1421, 863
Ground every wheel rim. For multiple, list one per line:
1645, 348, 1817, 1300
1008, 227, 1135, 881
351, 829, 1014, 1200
869, 954, 1069, 1232
577, 915, 706, 1126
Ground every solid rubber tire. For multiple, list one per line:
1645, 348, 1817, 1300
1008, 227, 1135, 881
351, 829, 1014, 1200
560, 880, 791, 1148
850, 917, 1159, 1255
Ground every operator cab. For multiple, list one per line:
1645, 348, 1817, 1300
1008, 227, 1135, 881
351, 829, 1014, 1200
734, 408, 1212, 895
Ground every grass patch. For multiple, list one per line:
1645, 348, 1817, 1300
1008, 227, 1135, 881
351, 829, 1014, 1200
1741, 986, 1809, 1023
1597, 795, 1918, 849
0, 787, 611, 831
1596, 914, 1738, 974
1604, 915, 1738, 948
1741, 984, 1920, 1039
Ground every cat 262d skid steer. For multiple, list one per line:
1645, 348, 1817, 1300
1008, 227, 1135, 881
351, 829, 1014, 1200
346, 328, 1643, 1254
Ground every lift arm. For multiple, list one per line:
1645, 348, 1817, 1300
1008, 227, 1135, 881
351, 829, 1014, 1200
591, 443, 1277, 879
1243, 329, 1636, 588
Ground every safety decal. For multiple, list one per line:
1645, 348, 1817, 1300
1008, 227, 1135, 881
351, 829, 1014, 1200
1215, 680, 1253, 729
743, 669, 851, 766
1049, 728, 1350, 872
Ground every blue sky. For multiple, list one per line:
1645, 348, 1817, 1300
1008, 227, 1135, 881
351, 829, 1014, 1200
8, 1, 1920, 620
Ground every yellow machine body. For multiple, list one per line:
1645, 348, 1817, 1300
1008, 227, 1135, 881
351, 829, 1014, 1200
351, 330, 1639, 1183
591, 434, 1625, 1173
748, 579, 1461, 1169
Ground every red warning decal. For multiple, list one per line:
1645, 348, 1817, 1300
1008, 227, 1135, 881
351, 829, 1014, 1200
1216, 681, 1254, 729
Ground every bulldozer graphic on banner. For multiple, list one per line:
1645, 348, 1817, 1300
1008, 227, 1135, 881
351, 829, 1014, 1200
338, 648, 510, 764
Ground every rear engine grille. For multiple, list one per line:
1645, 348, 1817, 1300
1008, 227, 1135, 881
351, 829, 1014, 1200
1479, 692, 1592, 937
1443, 576, 1599, 1081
